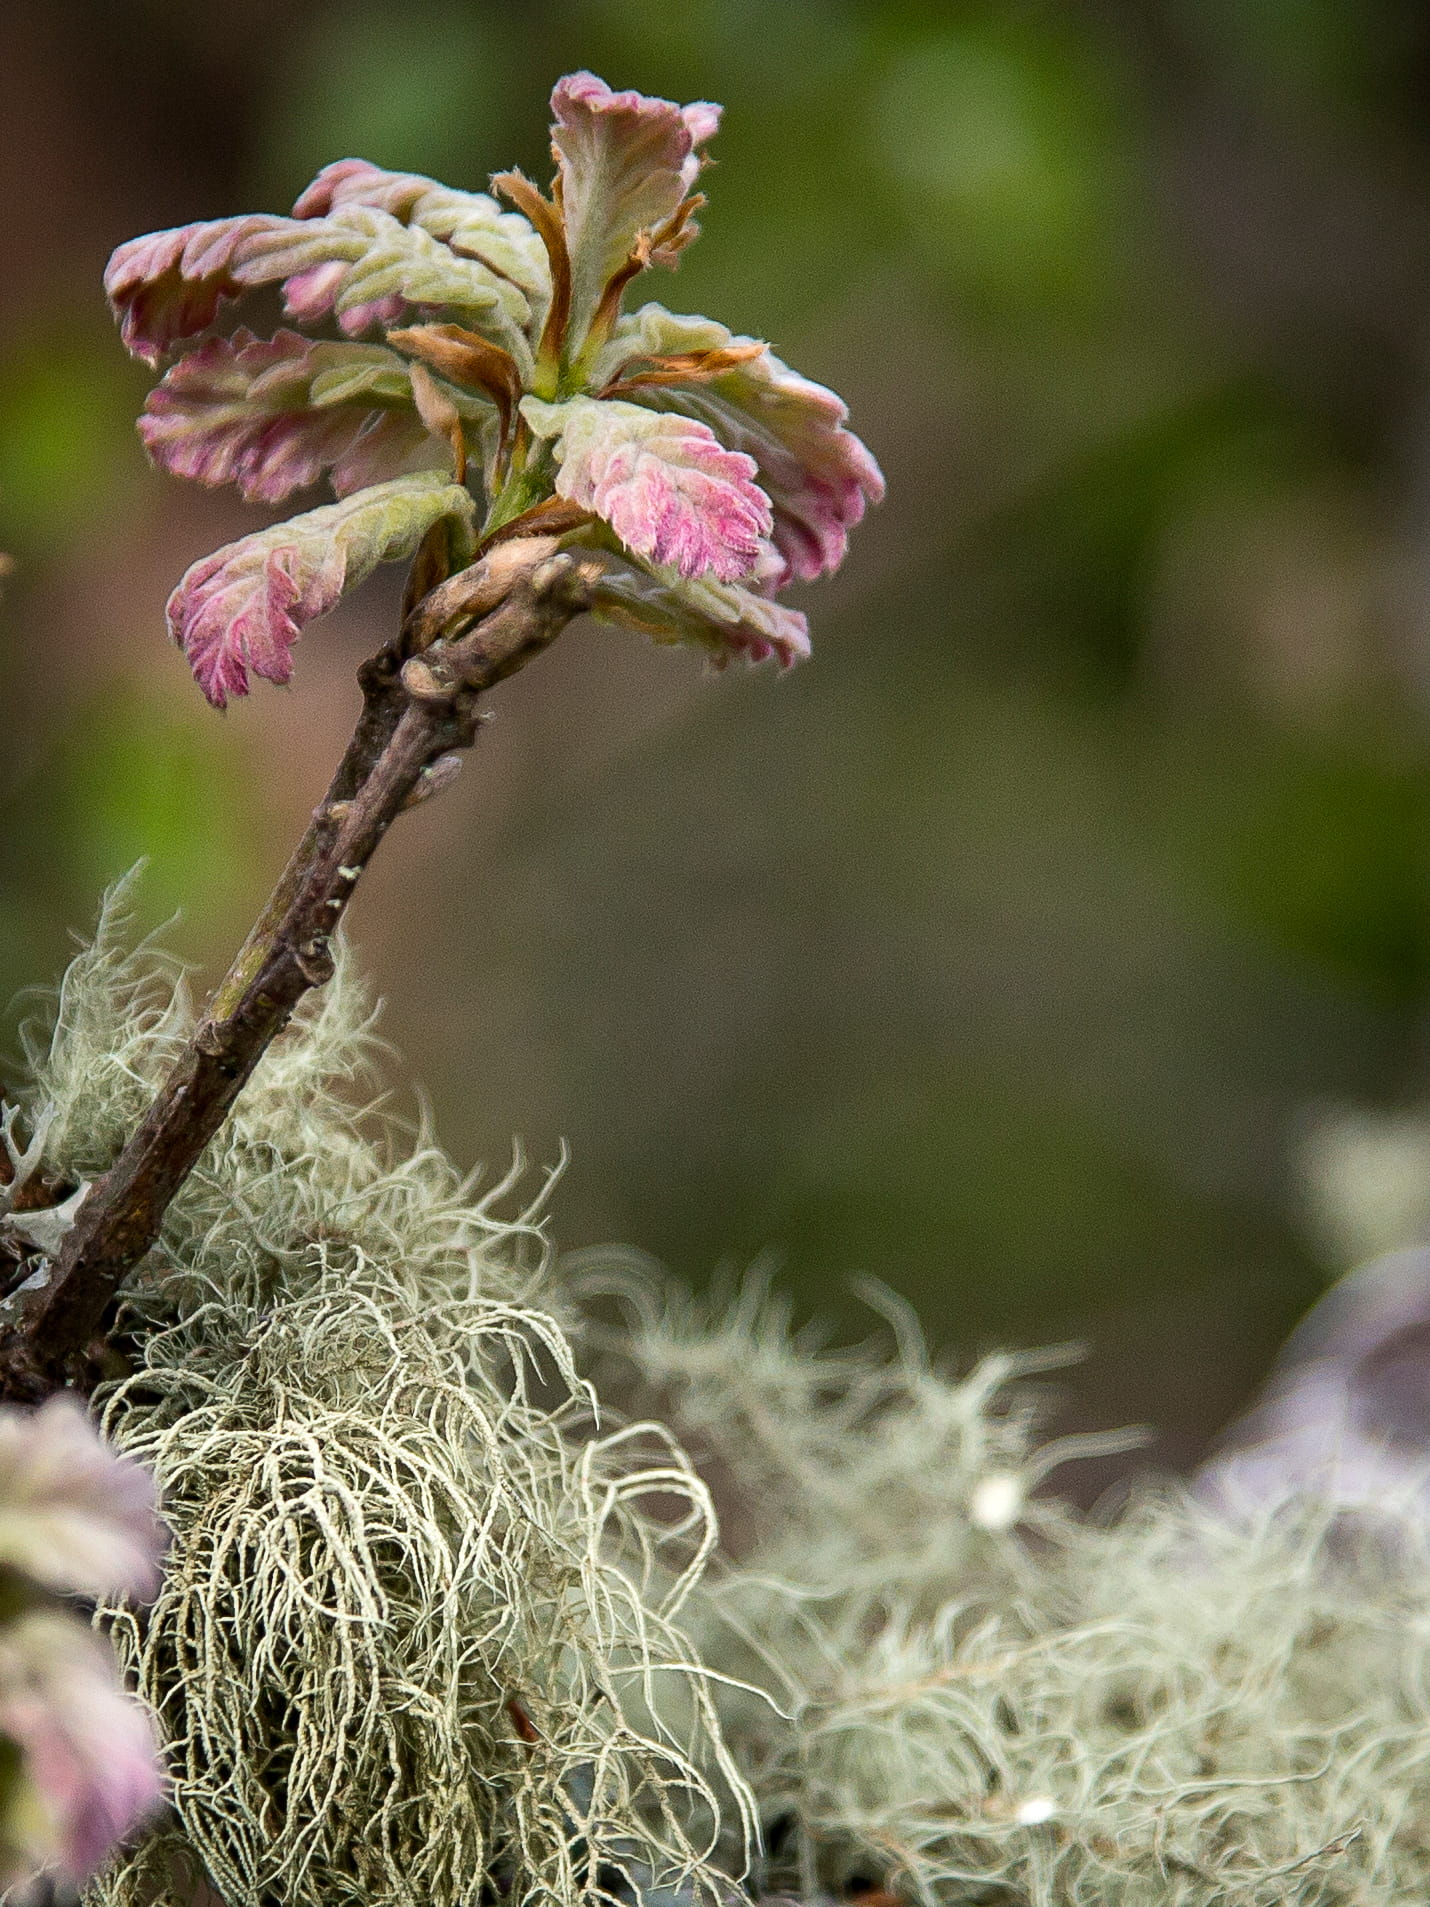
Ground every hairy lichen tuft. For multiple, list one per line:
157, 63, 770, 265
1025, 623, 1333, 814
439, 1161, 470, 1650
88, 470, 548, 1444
569, 1263, 1430, 1906
13, 897, 1430, 1905
15, 892, 748, 1907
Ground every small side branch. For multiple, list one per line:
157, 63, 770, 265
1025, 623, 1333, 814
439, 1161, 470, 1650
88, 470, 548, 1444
0, 540, 601, 1398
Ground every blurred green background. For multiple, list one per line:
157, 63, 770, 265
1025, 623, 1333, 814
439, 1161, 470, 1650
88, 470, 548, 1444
4, 0, 1430, 1478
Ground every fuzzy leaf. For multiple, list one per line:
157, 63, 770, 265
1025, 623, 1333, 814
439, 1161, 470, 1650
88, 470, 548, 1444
248, 207, 535, 347
293, 160, 550, 311
0, 1396, 164, 1603
106, 206, 536, 367
167, 474, 477, 706
0, 1612, 162, 1885
522, 395, 770, 582
597, 304, 885, 583
549, 73, 719, 343
103, 216, 292, 367
138, 329, 483, 504
589, 555, 810, 668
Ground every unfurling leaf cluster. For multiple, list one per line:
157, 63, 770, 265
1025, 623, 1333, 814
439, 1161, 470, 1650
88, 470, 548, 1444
106, 74, 883, 705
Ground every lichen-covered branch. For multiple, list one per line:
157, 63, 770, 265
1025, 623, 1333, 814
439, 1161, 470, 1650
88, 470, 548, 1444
21, 64, 883, 1398
0, 538, 601, 1397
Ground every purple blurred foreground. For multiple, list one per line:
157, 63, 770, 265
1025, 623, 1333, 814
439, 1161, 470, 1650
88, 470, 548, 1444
0, 1396, 165, 1888
1203, 1249, 1430, 1522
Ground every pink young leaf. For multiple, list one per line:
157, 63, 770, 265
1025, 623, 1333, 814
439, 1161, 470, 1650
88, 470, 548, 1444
166, 474, 476, 707
549, 73, 720, 344
328, 408, 454, 497
597, 304, 885, 584
282, 260, 405, 338
522, 395, 771, 583
103, 216, 292, 367
138, 330, 480, 504
105, 206, 536, 366
247, 208, 534, 348
588, 555, 810, 668
0, 1397, 165, 1604
292, 160, 550, 310
0, 1612, 162, 1885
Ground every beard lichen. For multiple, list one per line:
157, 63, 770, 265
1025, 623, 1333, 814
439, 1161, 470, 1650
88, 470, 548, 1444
566, 1270, 1430, 1905
16, 896, 750, 1907
13, 898, 1430, 1907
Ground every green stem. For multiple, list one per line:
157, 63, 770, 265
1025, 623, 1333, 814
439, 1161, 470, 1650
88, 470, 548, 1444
482, 439, 556, 541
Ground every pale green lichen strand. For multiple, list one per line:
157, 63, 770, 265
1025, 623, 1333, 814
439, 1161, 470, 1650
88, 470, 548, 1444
16, 891, 747, 1907
12, 896, 1430, 1905
572, 1270, 1430, 1905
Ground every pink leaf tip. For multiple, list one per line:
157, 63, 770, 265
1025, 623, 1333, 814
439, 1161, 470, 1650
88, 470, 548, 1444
523, 395, 772, 583
597, 306, 885, 586
549, 73, 722, 342
165, 475, 476, 706
588, 558, 811, 670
